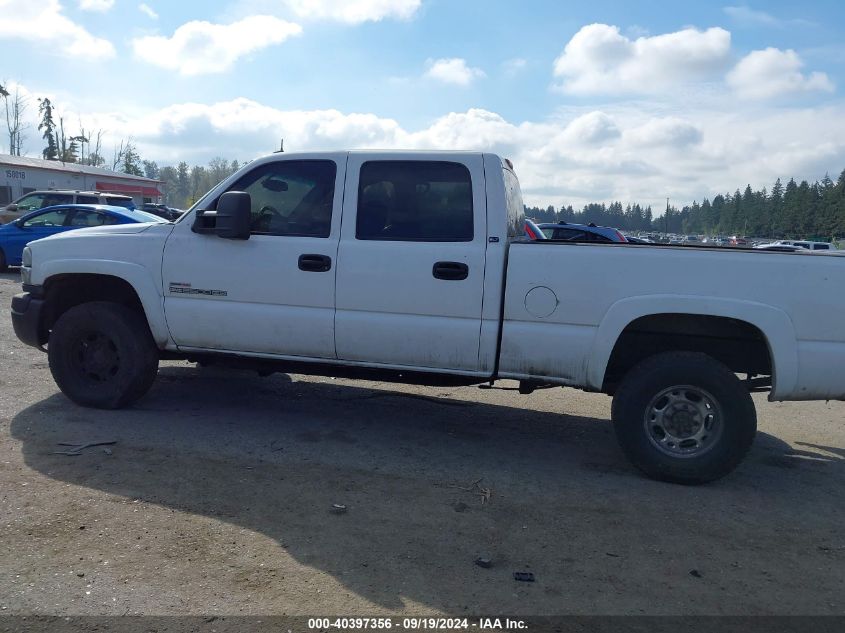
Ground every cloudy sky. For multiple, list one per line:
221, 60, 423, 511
1, 0, 845, 209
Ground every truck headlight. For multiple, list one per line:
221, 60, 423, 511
21, 247, 32, 284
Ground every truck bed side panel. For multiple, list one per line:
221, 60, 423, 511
499, 242, 845, 400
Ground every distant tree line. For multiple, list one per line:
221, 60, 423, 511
527, 169, 845, 240
525, 201, 655, 232
151, 158, 243, 210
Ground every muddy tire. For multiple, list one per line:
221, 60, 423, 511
611, 351, 756, 484
48, 301, 159, 409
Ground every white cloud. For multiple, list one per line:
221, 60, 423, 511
727, 48, 834, 99
560, 111, 621, 145
280, 0, 421, 24
11, 82, 845, 213
553, 23, 731, 95
723, 5, 815, 29
131, 16, 302, 75
114, 99, 845, 209
424, 58, 486, 86
626, 117, 702, 147
502, 57, 527, 76
723, 6, 779, 27
78, 0, 114, 11
0, 0, 114, 59
138, 3, 158, 19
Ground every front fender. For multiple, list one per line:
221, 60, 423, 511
40, 259, 169, 347
586, 295, 799, 400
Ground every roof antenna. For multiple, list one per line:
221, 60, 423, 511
279, 138, 284, 153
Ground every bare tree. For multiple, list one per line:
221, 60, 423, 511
111, 137, 143, 175
88, 129, 105, 166
2, 83, 29, 156
112, 138, 128, 170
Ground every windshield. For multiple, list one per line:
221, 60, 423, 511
106, 197, 136, 210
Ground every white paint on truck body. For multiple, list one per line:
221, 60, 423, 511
21, 150, 845, 402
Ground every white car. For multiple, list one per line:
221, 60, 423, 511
771, 240, 836, 251
11, 151, 845, 484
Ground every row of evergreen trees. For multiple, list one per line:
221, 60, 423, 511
527, 170, 845, 240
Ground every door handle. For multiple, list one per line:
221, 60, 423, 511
298, 254, 332, 272
432, 261, 469, 281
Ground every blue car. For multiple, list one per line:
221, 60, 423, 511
0, 204, 166, 272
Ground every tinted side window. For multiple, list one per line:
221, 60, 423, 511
552, 228, 588, 241
224, 160, 336, 237
77, 196, 99, 204
43, 193, 73, 207
69, 210, 113, 227
22, 208, 71, 227
503, 168, 524, 240
356, 161, 473, 242
815, 244, 830, 250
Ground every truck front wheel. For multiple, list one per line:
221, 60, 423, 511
611, 351, 756, 484
48, 302, 159, 409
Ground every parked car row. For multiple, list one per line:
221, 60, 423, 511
0, 204, 167, 272
0, 190, 136, 224
619, 231, 839, 251
0, 190, 185, 225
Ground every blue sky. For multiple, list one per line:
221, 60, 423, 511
2, 0, 845, 209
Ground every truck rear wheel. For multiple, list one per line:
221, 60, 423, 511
48, 301, 159, 409
611, 351, 756, 484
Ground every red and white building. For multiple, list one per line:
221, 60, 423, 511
1, 153, 163, 207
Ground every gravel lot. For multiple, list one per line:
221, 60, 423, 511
0, 270, 843, 616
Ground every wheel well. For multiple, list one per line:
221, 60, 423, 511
42, 274, 146, 334
603, 314, 773, 394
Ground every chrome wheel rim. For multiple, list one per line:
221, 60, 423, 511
643, 385, 723, 457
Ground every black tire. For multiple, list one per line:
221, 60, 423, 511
0, 249, 7, 272
48, 301, 159, 409
611, 351, 756, 484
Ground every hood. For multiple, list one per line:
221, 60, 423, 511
34, 222, 166, 242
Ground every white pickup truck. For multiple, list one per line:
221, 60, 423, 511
10, 151, 845, 484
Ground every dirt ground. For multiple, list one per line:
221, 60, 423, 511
0, 270, 843, 616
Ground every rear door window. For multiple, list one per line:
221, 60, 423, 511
68, 210, 115, 227
42, 193, 73, 207
76, 195, 99, 204
356, 161, 473, 242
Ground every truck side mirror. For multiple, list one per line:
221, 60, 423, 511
192, 191, 252, 240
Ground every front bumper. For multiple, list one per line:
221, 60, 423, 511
11, 286, 45, 348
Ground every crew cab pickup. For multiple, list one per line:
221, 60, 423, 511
10, 151, 845, 483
